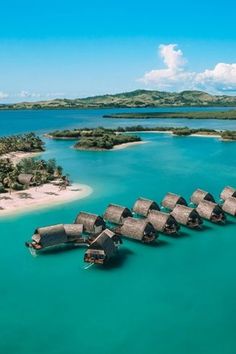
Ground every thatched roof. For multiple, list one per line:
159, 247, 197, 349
171, 205, 201, 226
18, 173, 33, 185
190, 189, 215, 205
119, 217, 156, 241
103, 203, 132, 225
161, 192, 187, 210
87, 230, 117, 259
196, 200, 224, 220
220, 186, 236, 201
132, 197, 160, 217
222, 197, 236, 216
97, 228, 122, 245
147, 210, 178, 232
75, 212, 105, 233
64, 224, 83, 239
32, 224, 68, 247
101, 228, 116, 239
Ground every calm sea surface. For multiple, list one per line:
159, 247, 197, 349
0, 108, 236, 354
1, 106, 236, 135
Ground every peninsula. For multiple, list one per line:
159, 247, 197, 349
47, 126, 236, 141
0, 133, 92, 215
103, 110, 236, 120
1, 90, 236, 110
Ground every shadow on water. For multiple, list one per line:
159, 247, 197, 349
146, 239, 170, 248
100, 247, 135, 270
39, 244, 87, 256
223, 219, 236, 226
197, 224, 212, 232
164, 230, 190, 238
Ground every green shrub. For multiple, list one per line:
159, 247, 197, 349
12, 182, 24, 191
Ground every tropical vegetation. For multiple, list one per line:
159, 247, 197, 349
48, 126, 236, 142
104, 110, 236, 120
48, 127, 141, 150
0, 133, 44, 156
0, 158, 69, 194
75, 133, 141, 150
221, 130, 236, 140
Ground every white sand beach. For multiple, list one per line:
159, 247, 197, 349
75, 140, 148, 151
1, 151, 42, 165
112, 141, 147, 150
190, 133, 221, 138
127, 130, 222, 139
0, 183, 93, 217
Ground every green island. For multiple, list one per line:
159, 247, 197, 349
1, 89, 236, 110
117, 126, 236, 140
47, 128, 142, 150
0, 133, 69, 194
47, 126, 236, 142
103, 110, 236, 120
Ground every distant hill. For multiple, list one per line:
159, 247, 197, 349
1, 90, 236, 110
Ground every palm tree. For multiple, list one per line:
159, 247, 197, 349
4, 172, 17, 194
32, 171, 42, 190
59, 175, 70, 191
54, 166, 63, 179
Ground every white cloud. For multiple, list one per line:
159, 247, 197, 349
140, 44, 236, 93
0, 90, 66, 103
17, 91, 65, 99
18, 90, 41, 99
159, 44, 186, 70
0, 91, 9, 100
195, 63, 236, 91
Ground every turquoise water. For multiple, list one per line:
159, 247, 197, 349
1, 106, 236, 136
1, 110, 236, 354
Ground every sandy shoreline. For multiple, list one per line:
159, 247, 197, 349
44, 134, 78, 140
127, 130, 222, 139
0, 183, 93, 217
45, 131, 228, 146
112, 141, 147, 150
190, 133, 221, 138
0, 151, 42, 164
74, 140, 147, 151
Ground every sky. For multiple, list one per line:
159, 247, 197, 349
0, 0, 236, 102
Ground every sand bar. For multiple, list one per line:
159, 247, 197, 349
125, 130, 222, 139
112, 141, 147, 150
0, 183, 93, 217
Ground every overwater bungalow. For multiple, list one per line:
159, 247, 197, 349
196, 200, 226, 224
220, 186, 236, 201
103, 203, 132, 225
132, 197, 160, 217
63, 224, 84, 240
84, 229, 118, 265
75, 212, 106, 234
171, 205, 203, 229
25, 223, 85, 252
161, 192, 187, 211
190, 189, 215, 206
222, 197, 236, 216
18, 173, 33, 186
147, 210, 180, 235
118, 217, 157, 243
89, 227, 122, 247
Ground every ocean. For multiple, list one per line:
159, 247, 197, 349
0, 108, 236, 354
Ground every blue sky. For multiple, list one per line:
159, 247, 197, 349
0, 0, 236, 102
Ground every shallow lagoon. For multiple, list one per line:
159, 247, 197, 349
0, 110, 236, 354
